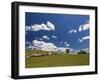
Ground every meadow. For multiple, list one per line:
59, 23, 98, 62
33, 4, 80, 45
25, 50, 89, 68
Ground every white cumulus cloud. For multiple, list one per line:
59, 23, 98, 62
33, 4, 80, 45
79, 36, 89, 42
32, 40, 57, 51
79, 21, 89, 32
78, 38, 83, 42
82, 36, 89, 40
31, 24, 42, 31
68, 29, 77, 34
42, 35, 50, 40
40, 43, 57, 51
52, 35, 57, 39
41, 23, 50, 31
79, 25, 82, 32
33, 40, 44, 47
26, 21, 55, 31
64, 42, 70, 46
57, 47, 67, 52
25, 26, 32, 31
47, 21, 55, 30
32, 40, 71, 52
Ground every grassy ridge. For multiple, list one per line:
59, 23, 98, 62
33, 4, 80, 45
25, 50, 89, 68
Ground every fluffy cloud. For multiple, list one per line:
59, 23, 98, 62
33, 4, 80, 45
41, 23, 50, 31
64, 42, 70, 46
40, 43, 57, 51
78, 39, 83, 42
25, 26, 32, 31
68, 29, 77, 34
52, 35, 57, 39
47, 21, 55, 30
32, 40, 57, 51
31, 24, 43, 31
82, 36, 89, 40
57, 47, 67, 52
27, 45, 41, 50
26, 21, 55, 31
32, 40, 71, 52
79, 21, 89, 32
79, 36, 89, 42
66, 44, 70, 46
79, 25, 82, 32
42, 35, 50, 40
32, 40, 44, 47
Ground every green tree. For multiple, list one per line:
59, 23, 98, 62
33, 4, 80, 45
78, 51, 87, 54
66, 49, 69, 54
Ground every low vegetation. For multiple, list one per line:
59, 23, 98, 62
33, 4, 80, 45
25, 50, 89, 68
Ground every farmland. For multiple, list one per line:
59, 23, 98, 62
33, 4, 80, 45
25, 50, 89, 68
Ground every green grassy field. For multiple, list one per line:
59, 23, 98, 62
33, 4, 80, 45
25, 50, 89, 68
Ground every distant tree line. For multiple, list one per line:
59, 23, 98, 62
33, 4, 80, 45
78, 51, 88, 54
65, 49, 89, 54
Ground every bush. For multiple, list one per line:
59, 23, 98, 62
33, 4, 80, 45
66, 49, 69, 54
78, 51, 87, 54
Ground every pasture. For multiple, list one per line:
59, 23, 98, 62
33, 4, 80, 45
25, 50, 89, 68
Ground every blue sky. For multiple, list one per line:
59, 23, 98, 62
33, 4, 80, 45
25, 12, 89, 51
